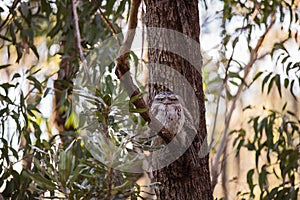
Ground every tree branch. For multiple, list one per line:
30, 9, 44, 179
72, 0, 92, 85
98, 8, 122, 45
209, 49, 235, 149
211, 13, 276, 190
114, 0, 173, 143
115, 0, 149, 120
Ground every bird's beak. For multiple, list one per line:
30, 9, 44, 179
164, 100, 172, 105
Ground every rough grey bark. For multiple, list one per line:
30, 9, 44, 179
144, 0, 213, 199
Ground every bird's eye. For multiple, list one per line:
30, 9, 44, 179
155, 97, 164, 101
167, 96, 177, 101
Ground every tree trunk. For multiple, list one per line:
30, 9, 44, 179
144, 0, 213, 199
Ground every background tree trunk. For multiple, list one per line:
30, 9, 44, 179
53, 0, 79, 146
144, 0, 213, 199
53, 45, 77, 145
53, 2, 78, 145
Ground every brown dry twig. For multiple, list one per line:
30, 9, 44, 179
98, 8, 122, 45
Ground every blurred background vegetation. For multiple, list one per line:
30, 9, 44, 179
0, 0, 299, 199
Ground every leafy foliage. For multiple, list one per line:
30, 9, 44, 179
232, 105, 299, 199
1, 0, 300, 199
201, 0, 299, 199
0, 0, 147, 199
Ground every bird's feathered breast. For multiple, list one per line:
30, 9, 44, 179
150, 102, 185, 135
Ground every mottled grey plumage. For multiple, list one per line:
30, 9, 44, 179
151, 92, 185, 136
150, 91, 198, 164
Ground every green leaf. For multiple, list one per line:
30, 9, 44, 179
57, 90, 67, 107
290, 80, 297, 100
48, 20, 62, 38
115, 0, 128, 19
258, 165, 268, 191
267, 75, 276, 94
232, 37, 239, 47
0, 34, 12, 42
9, 147, 18, 159
229, 80, 239, 86
275, 74, 281, 97
281, 55, 289, 64
27, 75, 43, 93
69, 164, 86, 185
252, 71, 263, 83
15, 43, 23, 63
0, 64, 11, 70
262, 72, 272, 92
95, 88, 103, 98
23, 170, 57, 191
0, 83, 15, 95
33, 157, 55, 181
130, 51, 139, 68
235, 138, 244, 156
27, 104, 41, 117
247, 169, 255, 190
129, 107, 148, 113
65, 111, 79, 129
43, 87, 51, 98
103, 94, 112, 106
58, 150, 73, 186
282, 102, 287, 111
228, 71, 241, 79
104, 0, 116, 15
9, 23, 16, 44
112, 180, 131, 192
255, 151, 260, 169
12, 73, 21, 80
286, 62, 293, 75
284, 78, 289, 88
243, 105, 252, 111
0, 108, 8, 117
29, 43, 39, 59
129, 92, 145, 103
246, 140, 255, 151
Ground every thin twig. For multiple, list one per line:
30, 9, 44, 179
71, 0, 92, 85
209, 50, 234, 149
211, 13, 276, 190
98, 9, 121, 45
107, 168, 113, 200
140, 1, 145, 67
221, 143, 228, 200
